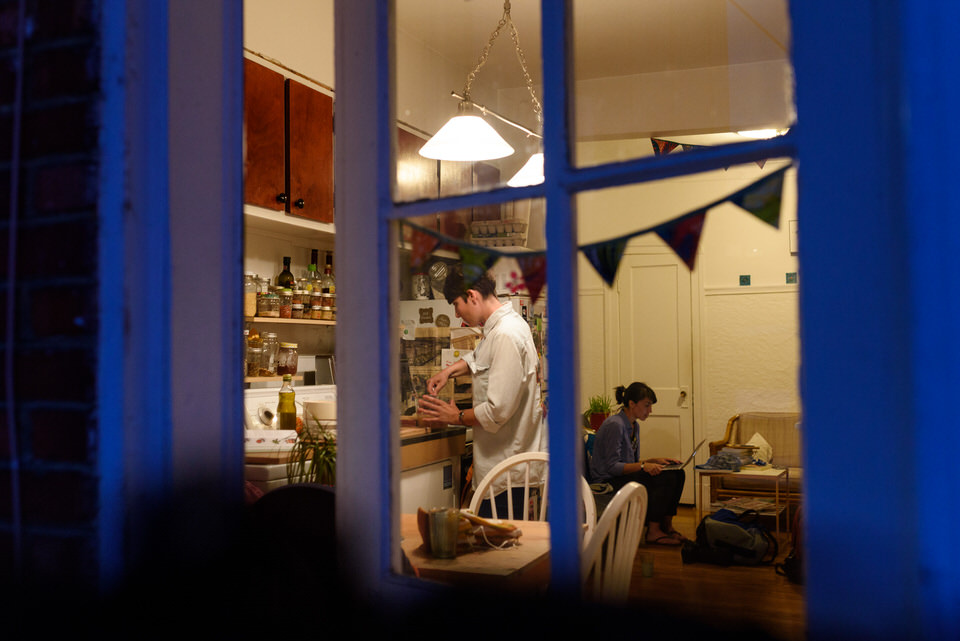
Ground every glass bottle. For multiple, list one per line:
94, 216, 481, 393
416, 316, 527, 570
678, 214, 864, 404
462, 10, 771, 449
277, 256, 295, 288
305, 248, 319, 290
277, 374, 297, 431
244, 272, 258, 317
320, 252, 336, 294
277, 342, 299, 376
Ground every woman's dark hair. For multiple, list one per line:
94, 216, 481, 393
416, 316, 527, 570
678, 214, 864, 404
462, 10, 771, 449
614, 382, 657, 406
442, 262, 497, 304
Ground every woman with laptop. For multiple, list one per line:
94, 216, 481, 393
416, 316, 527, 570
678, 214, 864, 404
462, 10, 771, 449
589, 381, 688, 545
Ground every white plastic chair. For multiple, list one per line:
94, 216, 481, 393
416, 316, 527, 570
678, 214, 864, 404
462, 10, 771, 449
581, 481, 648, 602
469, 452, 549, 520
581, 475, 597, 542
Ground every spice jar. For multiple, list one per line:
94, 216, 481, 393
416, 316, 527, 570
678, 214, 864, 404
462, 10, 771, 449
320, 291, 335, 308
279, 289, 293, 319
291, 289, 304, 306
310, 305, 324, 320
291, 303, 304, 319
245, 346, 263, 377
257, 292, 279, 318
310, 291, 324, 310
319, 305, 334, 321
277, 342, 299, 376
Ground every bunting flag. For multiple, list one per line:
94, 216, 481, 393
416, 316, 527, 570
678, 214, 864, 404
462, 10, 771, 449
654, 209, 707, 270
728, 169, 785, 228
400, 163, 790, 294
515, 254, 548, 305
581, 236, 630, 286
651, 138, 679, 156
408, 223, 440, 268
459, 245, 499, 289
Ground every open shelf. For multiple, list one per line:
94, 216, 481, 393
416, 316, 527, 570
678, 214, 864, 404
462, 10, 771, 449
246, 317, 336, 326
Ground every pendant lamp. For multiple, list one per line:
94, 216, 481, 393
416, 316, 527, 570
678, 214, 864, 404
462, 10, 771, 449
419, 0, 543, 177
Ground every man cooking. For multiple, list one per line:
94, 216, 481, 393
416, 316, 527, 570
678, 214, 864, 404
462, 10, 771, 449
418, 264, 546, 518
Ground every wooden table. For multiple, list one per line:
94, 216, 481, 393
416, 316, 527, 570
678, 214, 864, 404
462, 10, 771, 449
399, 513, 551, 591
695, 466, 790, 538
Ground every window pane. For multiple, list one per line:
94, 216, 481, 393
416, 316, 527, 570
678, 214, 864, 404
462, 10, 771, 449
394, 202, 550, 585
395, 1, 543, 201
572, 0, 794, 167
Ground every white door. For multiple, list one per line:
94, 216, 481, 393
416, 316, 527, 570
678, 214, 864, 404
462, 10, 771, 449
616, 249, 696, 504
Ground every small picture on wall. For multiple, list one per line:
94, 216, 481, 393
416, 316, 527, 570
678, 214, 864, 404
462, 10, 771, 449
788, 219, 798, 254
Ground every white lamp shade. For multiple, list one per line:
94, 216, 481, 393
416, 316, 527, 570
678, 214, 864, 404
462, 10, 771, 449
418, 115, 515, 161
507, 152, 544, 187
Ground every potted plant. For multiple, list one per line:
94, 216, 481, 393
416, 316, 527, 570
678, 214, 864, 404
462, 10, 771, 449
585, 394, 614, 432
287, 415, 337, 485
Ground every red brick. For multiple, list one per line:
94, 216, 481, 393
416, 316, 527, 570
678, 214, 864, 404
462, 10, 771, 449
30, 407, 92, 463
13, 217, 97, 279
26, 283, 97, 338
28, 44, 99, 101
21, 468, 97, 523
14, 348, 95, 404
32, 162, 96, 214
22, 102, 96, 160
32, 0, 96, 43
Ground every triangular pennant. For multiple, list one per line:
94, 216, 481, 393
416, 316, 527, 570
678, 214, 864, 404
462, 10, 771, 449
582, 237, 629, 286
729, 170, 785, 228
651, 138, 679, 156
408, 224, 440, 268
515, 254, 548, 305
654, 209, 707, 270
459, 246, 498, 289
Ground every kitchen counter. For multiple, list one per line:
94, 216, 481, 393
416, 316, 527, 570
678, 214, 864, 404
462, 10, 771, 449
400, 425, 466, 471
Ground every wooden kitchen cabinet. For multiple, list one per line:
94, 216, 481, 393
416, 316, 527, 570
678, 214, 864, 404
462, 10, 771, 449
243, 58, 334, 224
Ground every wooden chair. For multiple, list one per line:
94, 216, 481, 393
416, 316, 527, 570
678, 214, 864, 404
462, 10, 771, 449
469, 452, 549, 520
581, 481, 648, 602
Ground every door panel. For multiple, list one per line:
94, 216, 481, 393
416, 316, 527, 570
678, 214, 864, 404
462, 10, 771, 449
617, 251, 695, 503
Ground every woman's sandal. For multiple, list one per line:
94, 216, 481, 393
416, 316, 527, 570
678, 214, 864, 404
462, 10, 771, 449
646, 534, 682, 546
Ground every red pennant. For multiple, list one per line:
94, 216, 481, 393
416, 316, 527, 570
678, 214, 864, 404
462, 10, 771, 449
409, 225, 440, 269
651, 138, 679, 156
516, 255, 547, 305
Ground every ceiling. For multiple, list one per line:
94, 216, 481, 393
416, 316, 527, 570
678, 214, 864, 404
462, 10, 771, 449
396, 0, 791, 85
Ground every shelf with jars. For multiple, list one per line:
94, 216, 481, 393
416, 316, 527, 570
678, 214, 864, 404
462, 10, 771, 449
245, 317, 336, 327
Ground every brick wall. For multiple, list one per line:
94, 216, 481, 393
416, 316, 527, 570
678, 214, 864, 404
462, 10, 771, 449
0, 0, 101, 593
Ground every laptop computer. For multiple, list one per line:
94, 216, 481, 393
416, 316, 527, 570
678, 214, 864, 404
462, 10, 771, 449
660, 438, 707, 470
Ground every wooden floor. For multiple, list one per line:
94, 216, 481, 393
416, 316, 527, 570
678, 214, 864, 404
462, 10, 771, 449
626, 506, 805, 641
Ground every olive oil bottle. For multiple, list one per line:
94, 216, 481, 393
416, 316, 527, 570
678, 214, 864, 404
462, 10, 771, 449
277, 374, 297, 430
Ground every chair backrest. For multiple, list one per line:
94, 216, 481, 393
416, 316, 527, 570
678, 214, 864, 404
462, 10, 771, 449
469, 451, 549, 520
581, 475, 597, 542
581, 481, 648, 602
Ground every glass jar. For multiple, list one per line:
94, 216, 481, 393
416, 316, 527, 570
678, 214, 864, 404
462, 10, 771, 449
244, 272, 258, 317
261, 332, 279, 375
279, 288, 293, 319
320, 291, 336, 308
310, 305, 324, 320
257, 292, 280, 318
291, 289, 304, 306
277, 342, 299, 376
291, 303, 304, 319
319, 305, 334, 321
310, 291, 324, 310
246, 346, 263, 377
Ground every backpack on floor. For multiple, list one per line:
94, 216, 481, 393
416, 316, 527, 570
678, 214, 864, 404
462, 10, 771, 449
682, 508, 778, 566
775, 506, 804, 584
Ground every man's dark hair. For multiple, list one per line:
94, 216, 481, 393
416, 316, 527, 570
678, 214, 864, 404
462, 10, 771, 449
442, 262, 497, 304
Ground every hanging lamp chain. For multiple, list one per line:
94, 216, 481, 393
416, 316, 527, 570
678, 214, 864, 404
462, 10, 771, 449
461, 0, 543, 126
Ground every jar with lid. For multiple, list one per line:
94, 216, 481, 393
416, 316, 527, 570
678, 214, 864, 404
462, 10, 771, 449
244, 272, 258, 317
277, 342, 298, 376
261, 332, 279, 375
310, 305, 324, 320
246, 345, 263, 377
319, 305, 334, 321
320, 291, 336, 308
291, 289, 304, 306
257, 292, 280, 318
291, 303, 304, 319
310, 290, 324, 310
279, 289, 293, 319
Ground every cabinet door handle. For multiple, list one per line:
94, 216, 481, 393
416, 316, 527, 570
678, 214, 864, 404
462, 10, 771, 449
276, 193, 288, 204
295, 199, 305, 209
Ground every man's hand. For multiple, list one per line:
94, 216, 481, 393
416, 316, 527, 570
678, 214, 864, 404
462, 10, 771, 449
418, 394, 458, 425
425, 370, 450, 396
